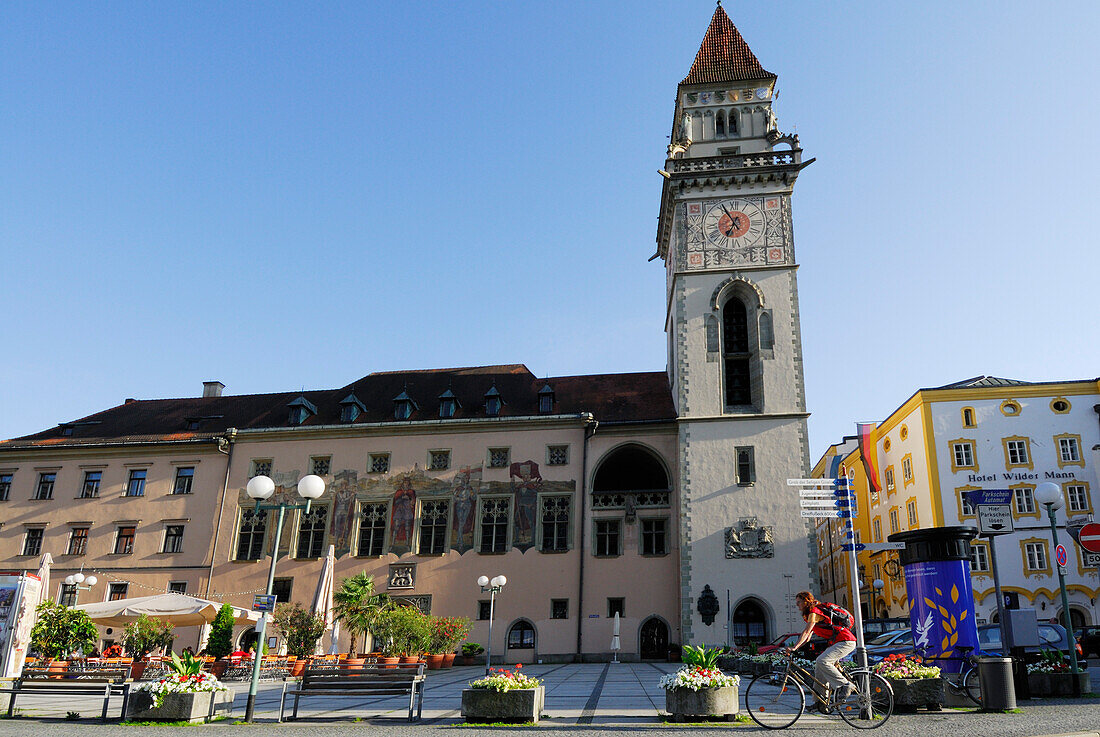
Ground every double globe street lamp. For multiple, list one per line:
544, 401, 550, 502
1034, 481, 1081, 691
477, 575, 506, 675
242, 473, 326, 722
62, 571, 98, 605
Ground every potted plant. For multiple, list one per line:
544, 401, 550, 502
1026, 652, 1089, 696
430, 616, 471, 669
203, 604, 235, 677
272, 603, 326, 676
660, 645, 739, 721
460, 642, 485, 666
123, 614, 174, 679
29, 600, 98, 675
462, 665, 544, 723
872, 653, 944, 711
127, 651, 231, 723
333, 572, 392, 661
385, 605, 431, 662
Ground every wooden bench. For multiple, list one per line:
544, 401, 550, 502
279, 663, 426, 722
2, 669, 130, 721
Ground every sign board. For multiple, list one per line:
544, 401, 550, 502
1056, 545, 1068, 568
1083, 551, 1100, 568
799, 490, 838, 498
962, 489, 1014, 506
842, 543, 865, 552
800, 509, 845, 519
977, 504, 1014, 535
800, 499, 847, 508
863, 541, 906, 551
253, 594, 277, 612
1077, 523, 1100, 553
787, 479, 837, 487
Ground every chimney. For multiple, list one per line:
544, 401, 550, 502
203, 381, 225, 398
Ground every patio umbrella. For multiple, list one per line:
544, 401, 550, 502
611, 612, 621, 664
310, 544, 336, 655
34, 553, 53, 608
74, 594, 260, 627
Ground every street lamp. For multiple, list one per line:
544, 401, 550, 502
1034, 481, 1081, 692
243, 474, 326, 722
872, 579, 885, 619
478, 574, 507, 675
62, 571, 98, 605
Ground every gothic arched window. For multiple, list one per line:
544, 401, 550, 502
722, 298, 752, 406
715, 110, 726, 138
728, 109, 738, 135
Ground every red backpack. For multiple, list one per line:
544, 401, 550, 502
816, 601, 855, 632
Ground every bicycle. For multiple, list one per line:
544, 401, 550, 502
744, 650, 894, 730
915, 645, 982, 706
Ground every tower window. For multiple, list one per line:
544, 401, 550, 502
722, 298, 753, 406
715, 110, 726, 137
735, 447, 755, 485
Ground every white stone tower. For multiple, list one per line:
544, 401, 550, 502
656, 5, 815, 646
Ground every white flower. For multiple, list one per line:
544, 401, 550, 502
659, 666, 739, 692
133, 672, 227, 708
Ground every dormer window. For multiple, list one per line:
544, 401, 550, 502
538, 383, 555, 414
438, 388, 459, 419
287, 396, 317, 426
485, 384, 503, 417
393, 389, 417, 420
339, 394, 366, 423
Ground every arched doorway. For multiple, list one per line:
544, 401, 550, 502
732, 598, 767, 646
640, 617, 669, 660
238, 627, 258, 652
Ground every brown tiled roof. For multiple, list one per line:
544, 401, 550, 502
1, 365, 675, 448
682, 4, 775, 85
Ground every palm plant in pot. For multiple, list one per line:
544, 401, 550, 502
272, 603, 326, 676
29, 600, 98, 674
333, 572, 392, 662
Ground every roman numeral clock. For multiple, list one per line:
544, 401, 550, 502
682, 196, 790, 269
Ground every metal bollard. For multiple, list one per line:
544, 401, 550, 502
978, 657, 1016, 711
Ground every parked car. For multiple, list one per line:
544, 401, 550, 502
862, 618, 910, 639
757, 632, 828, 660
1075, 626, 1100, 658
864, 628, 916, 664
977, 623, 1084, 660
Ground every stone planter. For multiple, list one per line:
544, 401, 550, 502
125, 690, 233, 723
749, 661, 772, 677
888, 677, 944, 712
664, 685, 739, 721
1028, 671, 1089, 697
461, 686, 544, 724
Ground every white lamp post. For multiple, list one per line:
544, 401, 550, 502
62, 571, 98, 604
1034, 481, 1081, 690
872, 579, 885, 619
478, 574, 507, 675
243, 474, 326, 722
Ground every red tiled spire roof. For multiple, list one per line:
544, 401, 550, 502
682, 3, 775, 85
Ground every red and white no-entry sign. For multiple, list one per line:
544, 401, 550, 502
1078, 522, 1100, 553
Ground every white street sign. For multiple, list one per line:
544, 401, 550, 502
799, 490, 837, 498
1083, 551, 1100, 568
788, 479, 836, 486
862, 542, 905, 551
801, 509, 843, 518
977, 504, 1014, 535
800, 499, 851, 508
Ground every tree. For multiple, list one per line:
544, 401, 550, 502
29, 600, 98, 660
122, 614, 174, 658
333, 572, 391, 657
206, 603, 235, 658
272, 603, 326, 659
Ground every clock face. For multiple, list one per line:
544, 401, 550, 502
702, 200, 765, 249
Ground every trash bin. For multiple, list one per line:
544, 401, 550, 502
978, 657, 1016, 711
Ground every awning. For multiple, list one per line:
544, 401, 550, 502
73, 593, 261, 627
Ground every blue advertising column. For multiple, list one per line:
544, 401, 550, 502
888, 527, 980, 674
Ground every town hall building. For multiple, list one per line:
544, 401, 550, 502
0, 5, 817, 661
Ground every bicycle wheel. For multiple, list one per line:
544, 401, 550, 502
961, 666, 983, 707
745, 671, 805, 729
836, 671, 893, 729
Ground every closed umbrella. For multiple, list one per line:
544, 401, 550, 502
310, 544, 336, 656
611, 612, 621, 664
34, 553, 53, 608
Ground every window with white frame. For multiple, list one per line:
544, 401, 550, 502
295, 507, 328, 559
173, 467, 194, 494
873, 517, 882, 542
952, 442, 975, 469
22, 528, 44, 556
1025, 542, 1047, 571
1067, 484, 1089, 512
889, 509, 899, 533
81, 471, 102, 498
906, 500, 918, 527
59, 582, 78, 606
236, 509, 267, 560
125, 469, 147, 497
68, 527, 88, 555
418, 499, 450, 555
35, 472, 56, 500
971, 544, 990, 572
595, 519, 621, 557
167, 581, 187, 594
162, 524, 185, 553
1006, 439, 1030, 466
884, 467, 895, 491
1058, 437, 1082, 464
108, 582, 128, 601
357, 502, 388, 556
1014, 487, 1036, 515
902, 457, 913, 483
960, 491, 975, 516
540, 495, 570, 552
479, 497, 510, 553
0, 473, 11, 501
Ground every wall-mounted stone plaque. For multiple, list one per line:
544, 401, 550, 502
725, 517, 774, 558
388, 563, 415, 589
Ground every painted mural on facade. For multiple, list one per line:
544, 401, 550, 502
236, 461, 573, 559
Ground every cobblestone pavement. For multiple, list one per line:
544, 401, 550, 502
1, 662, 1098, 736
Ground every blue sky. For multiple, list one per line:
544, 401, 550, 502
2, 1, 1098, 460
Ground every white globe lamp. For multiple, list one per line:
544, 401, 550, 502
246, 475, 275, 500
297, 474, 325, 500
1035, 482, 1064, 511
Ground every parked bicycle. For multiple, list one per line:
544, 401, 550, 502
744, 650, 894, 730
916, 645, 982, 706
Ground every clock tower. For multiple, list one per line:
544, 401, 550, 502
656, 4, 815, 645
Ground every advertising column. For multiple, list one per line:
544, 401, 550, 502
888, 527, 980, 674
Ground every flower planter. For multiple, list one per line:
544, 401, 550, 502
378, 656, 401, 669
399, 655, 419, 664
125, 690, 233, 724
442, 653, 456, 669
130, 661, 147, 681
46, 660, 69, 679
209, 660, 229, 679
342, 657, 366, 669
888, 677, 944, 712
290, 659, 307, 677
461, 686, 544, 724
664, 685, 739, 721
425, 653, 445, 670
750, 661, 771, 677
1028, 671, 1089, 697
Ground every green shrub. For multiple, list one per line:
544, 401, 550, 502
206, 604, 235, 659
29, 601, 98, 660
